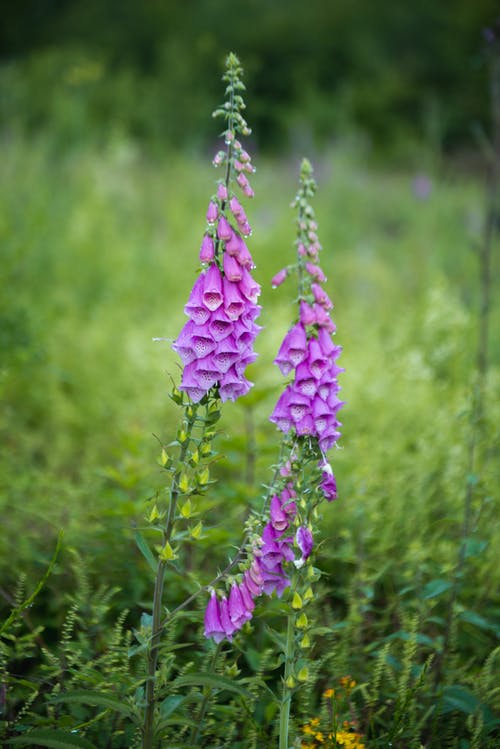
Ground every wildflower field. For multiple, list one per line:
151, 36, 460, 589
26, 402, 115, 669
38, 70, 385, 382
1, 55, 499, 746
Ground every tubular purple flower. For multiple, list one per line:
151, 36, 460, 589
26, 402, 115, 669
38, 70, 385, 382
239, 580, 256, 613
299, 300, 317, 326
219, 596, 236, 640
202, 264, 224, 312
238, 267, 261, 303
274, 323, 308, 375
296, 526, 314, 561
222, 277, 245, 320
319, 460, 337, 501
204, 591, 226, 643
223, 252, 243, 282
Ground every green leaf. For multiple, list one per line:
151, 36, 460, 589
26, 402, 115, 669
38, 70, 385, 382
6, 729, 97, 749
422, 579, 453, 599
135, 531, 157, 574
264, 625, 287, 651
463, 538, 488, 559
440, 685, 481, 715
51, 690, 134, 717
458, 610, 500, 636
172, 672, 250, 698
159, 694, 186, 718
385, 630, 437, 647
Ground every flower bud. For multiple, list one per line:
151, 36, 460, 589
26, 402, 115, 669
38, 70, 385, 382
206, 201, 218, 224
271, 268, 288, 289
199, 234, 215, 263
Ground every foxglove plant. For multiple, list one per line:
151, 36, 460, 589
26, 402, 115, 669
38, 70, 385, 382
172, 55, 261, 403
270, 158, 344, 749
202, 159, 344, 749
141, 53, 261, 749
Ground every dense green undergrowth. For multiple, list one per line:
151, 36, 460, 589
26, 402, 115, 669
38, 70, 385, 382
1, 135, 499, 747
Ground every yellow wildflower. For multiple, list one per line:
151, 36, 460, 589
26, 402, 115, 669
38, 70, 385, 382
323, 687, 335, 699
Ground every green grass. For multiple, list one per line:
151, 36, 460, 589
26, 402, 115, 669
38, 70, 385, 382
0, 133, 498, 745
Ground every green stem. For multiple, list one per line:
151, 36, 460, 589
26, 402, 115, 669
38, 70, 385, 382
143, 406, 197, 749
279, 613, 295, 749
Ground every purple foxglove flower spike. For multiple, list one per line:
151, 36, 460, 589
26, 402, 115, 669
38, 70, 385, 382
171, 53, 261, 407
270, 158, 344, 481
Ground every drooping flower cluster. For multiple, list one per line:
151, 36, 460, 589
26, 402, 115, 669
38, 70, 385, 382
270, 159, 344, 498
204, 484, 311, 642
171, 54, 261, 403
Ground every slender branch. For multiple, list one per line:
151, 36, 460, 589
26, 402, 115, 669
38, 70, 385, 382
279, 613, 295, 749
143, 408, 197, 749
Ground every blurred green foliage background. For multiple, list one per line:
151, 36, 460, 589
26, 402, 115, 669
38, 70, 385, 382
0, 0, 498, 153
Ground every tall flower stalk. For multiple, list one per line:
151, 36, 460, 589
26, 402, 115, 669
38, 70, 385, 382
201, 159, 344, 748
271, 158, 344, 749
142, 53, 260, 749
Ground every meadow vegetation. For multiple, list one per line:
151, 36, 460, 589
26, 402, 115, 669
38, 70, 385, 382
0, 126, 499, 747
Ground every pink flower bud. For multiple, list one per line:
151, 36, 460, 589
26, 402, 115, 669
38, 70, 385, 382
271, 268, 288, 288
299, 300, 316, 326
199, 234, 215, 263
230, 196, 244, 216
206, 201, 218, 224
305, 262, 326, 283
217, 216, 233, 241
234, 159, 244, 172
237, 172, 249, 190
217, 183, 228, 201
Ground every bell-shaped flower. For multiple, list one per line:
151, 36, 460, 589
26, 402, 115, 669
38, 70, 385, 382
184, 274, 211, 325
238, 266, 260, 303
202, 264, 223, 312
204, 591, 225, 643
299, 300, 317, 326
219, 596, 236, 640
274, 323, 308, 375
223, 252, 243, 282
296, 526, 314, 561
222, 277, 245, 321
228, 583, 249, 628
